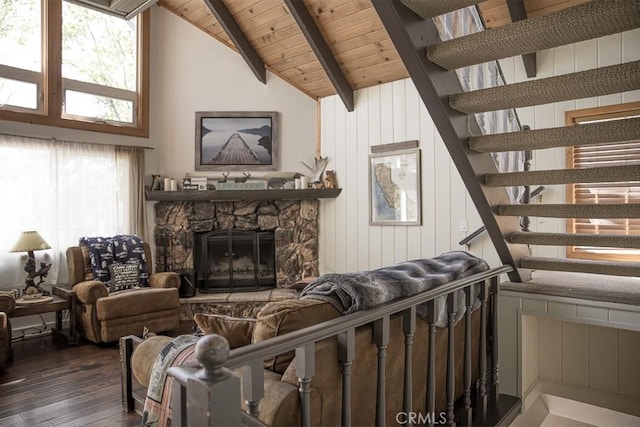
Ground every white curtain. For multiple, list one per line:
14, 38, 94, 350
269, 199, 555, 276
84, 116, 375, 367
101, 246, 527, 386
0, 133, 145, 289
434, 7, 525, 203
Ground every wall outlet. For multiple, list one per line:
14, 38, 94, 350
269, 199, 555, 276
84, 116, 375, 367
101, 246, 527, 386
458, 219, 467, 232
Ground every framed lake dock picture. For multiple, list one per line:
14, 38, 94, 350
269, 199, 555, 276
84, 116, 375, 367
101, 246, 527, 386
195, 111, 278, 171
369, 148, 421, 225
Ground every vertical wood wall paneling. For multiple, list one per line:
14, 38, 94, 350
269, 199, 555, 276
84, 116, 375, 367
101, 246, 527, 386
356, 89, 370, 271
521, 315, 539, 393
367, 85, 383, 269
379, 82, 396, 268
617, 329, 640, 400
405, 79, 422, 261
345, 93, 358, 272
434, 130, 452, 257
319, 79, 492, 274
535, 319, 640, 401
588, 325, 618, 394
320, 96, 337, 273
392, 80, 408, 264
538, 317, 562, 382
419, 99, 437, 259
561, 321, 589, 387
334, 94, 348, 274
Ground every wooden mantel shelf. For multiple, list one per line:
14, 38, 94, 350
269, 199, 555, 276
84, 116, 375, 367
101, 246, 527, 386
145, 188, 342, 202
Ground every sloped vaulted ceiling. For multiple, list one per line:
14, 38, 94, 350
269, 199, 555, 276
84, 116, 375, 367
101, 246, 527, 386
158, 0, 589, 107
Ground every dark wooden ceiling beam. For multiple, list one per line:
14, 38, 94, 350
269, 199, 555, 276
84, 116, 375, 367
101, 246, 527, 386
284, 0, 354, 111
203, 0, 266, 84
506, 0, 537, 78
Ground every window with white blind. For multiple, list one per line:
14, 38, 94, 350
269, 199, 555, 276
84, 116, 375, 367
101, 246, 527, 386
566, 101, 640, 262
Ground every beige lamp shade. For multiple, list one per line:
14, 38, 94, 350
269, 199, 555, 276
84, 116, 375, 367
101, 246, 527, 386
10, 231, 51, 253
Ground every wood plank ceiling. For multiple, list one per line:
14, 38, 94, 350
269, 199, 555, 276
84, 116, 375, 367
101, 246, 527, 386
158, 0, 590, 108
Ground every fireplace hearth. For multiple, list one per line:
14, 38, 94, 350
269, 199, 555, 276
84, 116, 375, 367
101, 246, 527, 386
195, 230, 275, 292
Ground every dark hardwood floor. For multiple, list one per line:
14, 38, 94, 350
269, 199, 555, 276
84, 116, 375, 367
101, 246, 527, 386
0, 335, 141, 427
1, 319, 196, 427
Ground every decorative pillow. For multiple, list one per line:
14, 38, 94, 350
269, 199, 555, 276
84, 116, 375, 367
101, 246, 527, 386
253, 298, 341, 373
193, 314, 256, 349
79, 236, 114, 284
111, 235, 149, 286
108, 263, 141, 293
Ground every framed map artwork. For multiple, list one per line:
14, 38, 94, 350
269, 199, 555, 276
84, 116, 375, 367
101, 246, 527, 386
369, 148, 421, 225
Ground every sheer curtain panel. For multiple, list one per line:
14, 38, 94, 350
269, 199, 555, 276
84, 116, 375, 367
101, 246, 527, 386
0, 133, 144, 289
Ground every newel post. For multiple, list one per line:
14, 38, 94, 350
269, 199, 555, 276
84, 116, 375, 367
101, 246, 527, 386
186, 335, 241, 426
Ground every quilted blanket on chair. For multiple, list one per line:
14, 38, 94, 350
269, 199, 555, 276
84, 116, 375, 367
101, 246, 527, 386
300, 251, 489, 327
142, 335, 198, 427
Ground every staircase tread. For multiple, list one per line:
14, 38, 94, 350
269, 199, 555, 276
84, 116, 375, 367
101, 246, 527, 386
428, 0, 640, 70
498, 203, 640, 218
450, 61, 640, 114
469, 117, 640, 153
485, 164, 640, 186
520, 256, 640, 277
501, 270, 640, 306
510, 232, 640, 248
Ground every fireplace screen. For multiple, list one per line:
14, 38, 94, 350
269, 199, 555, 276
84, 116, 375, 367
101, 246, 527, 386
194, 230, 276, 292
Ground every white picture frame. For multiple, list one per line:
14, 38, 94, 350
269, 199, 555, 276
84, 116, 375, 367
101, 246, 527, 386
369, 148, 421, 226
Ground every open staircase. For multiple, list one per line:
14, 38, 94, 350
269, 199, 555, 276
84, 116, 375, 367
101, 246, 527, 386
373, 0, 640, 283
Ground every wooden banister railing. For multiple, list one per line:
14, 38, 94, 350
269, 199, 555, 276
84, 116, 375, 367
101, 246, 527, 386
167, 265, 512, 426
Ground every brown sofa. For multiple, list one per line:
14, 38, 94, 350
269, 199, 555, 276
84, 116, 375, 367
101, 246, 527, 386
0, 291, 16, 371
127, 297, 483, 426
66, 242, 180, 343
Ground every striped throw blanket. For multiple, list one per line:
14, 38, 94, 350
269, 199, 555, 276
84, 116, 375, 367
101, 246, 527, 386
142, 335, 198, 427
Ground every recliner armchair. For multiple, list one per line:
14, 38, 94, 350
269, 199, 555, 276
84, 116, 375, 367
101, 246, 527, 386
66, 240, 180, 343
0, 291, 16, 370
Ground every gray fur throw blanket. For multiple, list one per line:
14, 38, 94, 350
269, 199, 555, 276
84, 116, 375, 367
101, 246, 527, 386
300, 251, 489, 327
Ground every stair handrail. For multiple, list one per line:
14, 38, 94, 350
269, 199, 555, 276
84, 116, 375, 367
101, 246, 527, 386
459, 185, 545, 247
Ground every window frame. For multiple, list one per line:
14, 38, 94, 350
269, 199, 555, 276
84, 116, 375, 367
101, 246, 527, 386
565, 101, 640, 262
0, 0, 149, 137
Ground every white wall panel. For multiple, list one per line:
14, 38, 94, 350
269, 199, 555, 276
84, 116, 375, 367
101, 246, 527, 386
355, 90, 371, 271
522, 315, 540, 392
537, 319, 640, 403
588, 325, 618, 394
618, 329, 640, 400
561, 322, 589, 387
539, 317, 562, 382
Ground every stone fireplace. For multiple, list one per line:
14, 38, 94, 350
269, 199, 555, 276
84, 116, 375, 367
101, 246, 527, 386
153, 199, 319, 290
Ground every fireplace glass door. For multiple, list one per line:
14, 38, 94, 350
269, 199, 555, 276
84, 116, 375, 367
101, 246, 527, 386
195, 230, 275, 292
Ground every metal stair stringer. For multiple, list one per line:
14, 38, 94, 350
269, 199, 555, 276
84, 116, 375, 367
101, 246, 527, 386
372, 0, 530, 282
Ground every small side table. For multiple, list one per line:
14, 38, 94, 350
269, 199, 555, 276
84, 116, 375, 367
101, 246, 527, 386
51, 285, 78, 345
11, 289, 78, 345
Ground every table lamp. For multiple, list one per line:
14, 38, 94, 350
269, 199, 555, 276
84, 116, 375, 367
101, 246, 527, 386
10, 231, 52, 296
